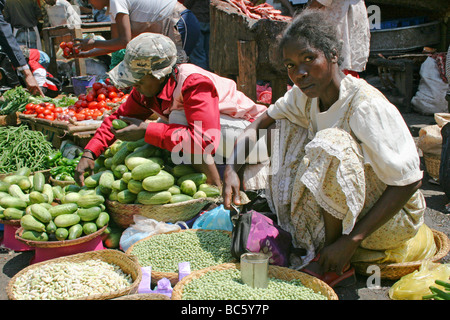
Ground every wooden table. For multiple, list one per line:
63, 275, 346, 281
18, 114, 101, 149
209, 0, 290, 103
41, 22, 111, 78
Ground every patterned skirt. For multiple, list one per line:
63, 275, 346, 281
266, 119, 428, 269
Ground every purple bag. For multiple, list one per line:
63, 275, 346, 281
231, 210, 292, 267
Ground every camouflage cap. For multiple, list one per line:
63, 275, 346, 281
108, 33, 177, 89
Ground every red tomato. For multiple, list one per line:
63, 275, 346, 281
105, 78, 111, 85
66, 41, 74, 49
67, 110, 76, 117
44, 114, 55, 121
81, 100, 88, 108
112, 97, 121, 103
97, 100, 107, 108
88, 101, 98, 109
107, 85, 117, 93
86, 93, 95, 102
37, 113, 45, 119
44, 103, 55, 111
74, 100, 83, 108
43, 109, 53, 115
73, 47, 80, 54
117, 92, 124, 98
108, 91, 118, 99
54, 107, 63, 113
93, 109, 102, 118
96, 93, 106, 101
35, 106, 45, 114
97, 88, 108, 96
63, 47, 71, 56
60, 42, 67, 49
92, 82, 103, 91
78, 94, 86, 101
25, 103, 35, 111
74, 113, 85, 121
23, 110, 33, 114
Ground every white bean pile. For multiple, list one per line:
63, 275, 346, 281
11, 259, 133, 300
182, 269, 328, 300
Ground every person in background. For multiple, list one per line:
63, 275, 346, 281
0, 0, 43, 96
74, 0, 111, 22
307, 0, 370, 77
3, 0, 42, 50
42, 0, 82, 28
73, 0, 206, 70
183, 0, 210, 70
223, 9, 431, 288
20, 46, 61, 97
75, 33, 267, 188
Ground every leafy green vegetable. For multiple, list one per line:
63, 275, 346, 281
0, 86, 30, 115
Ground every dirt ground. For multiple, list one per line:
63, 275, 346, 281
0, 109, 448, 301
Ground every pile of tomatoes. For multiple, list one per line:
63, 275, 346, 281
60, 41, 79, 59
23, 81, 128, 122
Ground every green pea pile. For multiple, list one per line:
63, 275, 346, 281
129, 230, 233, 272
182, 269, 328, 300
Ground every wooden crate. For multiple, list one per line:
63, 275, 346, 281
0, 112, 20, 126
210, 0, 290, 103
18, 114, 101, 149
41, 22, 111, 78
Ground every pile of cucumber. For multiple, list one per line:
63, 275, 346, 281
0, 168, 110, 242
84, 134, 221, 205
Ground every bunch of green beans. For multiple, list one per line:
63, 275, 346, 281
0, 125, 54, 173
182, 269, 328, 300
129, 230, 234, 272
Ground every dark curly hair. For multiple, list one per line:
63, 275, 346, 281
279, 9, 344, 66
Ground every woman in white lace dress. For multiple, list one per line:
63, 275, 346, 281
223, 9, 434, 288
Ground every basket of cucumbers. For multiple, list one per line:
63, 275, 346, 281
86, 133, 221, 228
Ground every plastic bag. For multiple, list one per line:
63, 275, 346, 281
192, 204, 233, 231
389, 261, 450, 300
411, 57, 449, 115
380, 224, 437, 264
119, 215, 188, 252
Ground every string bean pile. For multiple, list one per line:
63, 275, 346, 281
0, 86, 30, 115
0, 125, 54, 173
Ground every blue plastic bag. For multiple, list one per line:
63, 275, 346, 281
192, 205, 233, 231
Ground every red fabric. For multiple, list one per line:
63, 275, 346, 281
27, 48, 44, 73
343, 69, 360, 78
84, 72, 221, 157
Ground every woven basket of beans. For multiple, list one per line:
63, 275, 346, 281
351, 229, 450, 280
171, 263, 338, 300
6, 249, 142, 300
105, 197, 217, 229
112, 293, 170, 300
126, 229, 236, 286
14, 225, 107, 248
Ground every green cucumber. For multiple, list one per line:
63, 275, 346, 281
21, 214, 46, 232
3, 207, 25, 220
180, 180, 197, 196
0, 195, 27, 209
55, 227, 69, 241
137, 190, 172, 205
177, 173, 207, 187
21, 230, 48, 241
77, 206, 102, 222
33, 172, 45, 192
170, 194, 194, 203
95, 211, 110, 228
54, 214, 81, 228
48, 203, 78, 218
117, 190, 137, 204
29, 203, 52, 223
82, 222, 98, 235
68, 224, 83, 240
142, 171, 175, 192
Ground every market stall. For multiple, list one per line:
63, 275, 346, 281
209, 0, 291, 103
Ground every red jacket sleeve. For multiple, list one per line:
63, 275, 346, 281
84, 88, 154, 158
145, 74, 221, 155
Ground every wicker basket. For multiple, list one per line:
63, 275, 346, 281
423, 153, 441, 180
106, 197, 217, 229
0, 218, 21, 227
112, 293, 170, 300
126, 229, 235, 286
15, 225, 107, 248
171, 263, 338, 300
351, 229, 450, 280
6, 249, 142, 300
